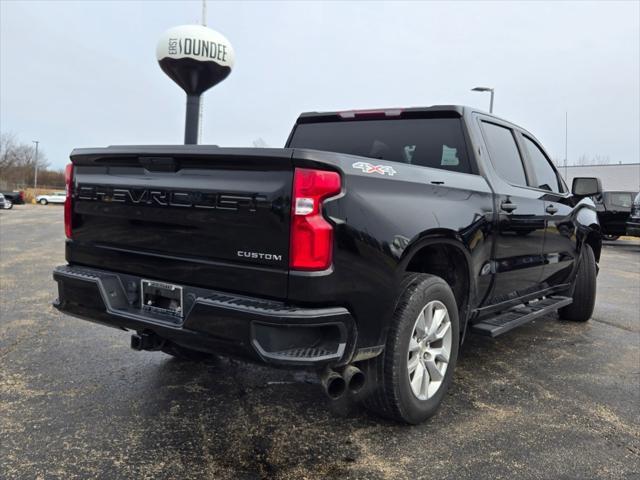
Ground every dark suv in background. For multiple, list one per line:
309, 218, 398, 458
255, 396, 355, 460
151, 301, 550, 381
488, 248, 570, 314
594, 191, 638, 240
626, 192, 640, 237
0, 190, 25, 205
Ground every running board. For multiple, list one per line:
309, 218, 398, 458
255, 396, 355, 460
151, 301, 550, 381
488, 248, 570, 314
470, 296, 573, 337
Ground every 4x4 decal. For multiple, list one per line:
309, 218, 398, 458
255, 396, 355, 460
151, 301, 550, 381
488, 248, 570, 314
352, 161, 397, 176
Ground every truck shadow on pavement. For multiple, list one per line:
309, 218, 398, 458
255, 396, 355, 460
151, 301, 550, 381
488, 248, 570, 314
114, 312, 636, 480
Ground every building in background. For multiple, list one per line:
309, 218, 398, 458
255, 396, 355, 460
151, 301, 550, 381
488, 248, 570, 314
560, 164, 640, 192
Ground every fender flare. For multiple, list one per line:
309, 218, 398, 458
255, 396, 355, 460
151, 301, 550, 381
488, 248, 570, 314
397, 231, 477, 340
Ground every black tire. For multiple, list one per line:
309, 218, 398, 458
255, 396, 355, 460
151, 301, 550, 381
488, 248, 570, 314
603, 235, 619, 241
363, 273, 460, 424
161, 342, 216, 361
39, 199, 48, 205
559, 245, 597, 322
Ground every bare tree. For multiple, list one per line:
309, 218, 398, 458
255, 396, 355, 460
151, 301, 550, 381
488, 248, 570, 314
252, 137, 268, 148
0, 132, 18, 170
574, 154, 612, 166
593, 155, 610, 165
0, 132, 52, 188
576, 154, 590, 166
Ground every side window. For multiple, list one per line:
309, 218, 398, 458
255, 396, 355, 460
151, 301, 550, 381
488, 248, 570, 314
522, 136, 561, 193
481, 122, 527, 186
609, 192, 633, 208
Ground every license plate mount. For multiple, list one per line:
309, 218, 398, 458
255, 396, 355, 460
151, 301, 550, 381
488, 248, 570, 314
141, 279, 184, 318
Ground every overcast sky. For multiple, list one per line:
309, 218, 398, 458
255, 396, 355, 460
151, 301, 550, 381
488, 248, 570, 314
1, 0, 639, 170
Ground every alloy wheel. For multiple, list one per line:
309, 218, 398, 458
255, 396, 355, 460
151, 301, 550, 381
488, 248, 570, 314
406, 300, 452, 400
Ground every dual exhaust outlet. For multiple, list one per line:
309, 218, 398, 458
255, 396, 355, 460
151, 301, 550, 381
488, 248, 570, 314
320, 365, 366, 400
132, 332, 365, 400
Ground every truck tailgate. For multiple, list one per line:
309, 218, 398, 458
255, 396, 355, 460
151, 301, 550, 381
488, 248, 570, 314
68, 147, 293, 299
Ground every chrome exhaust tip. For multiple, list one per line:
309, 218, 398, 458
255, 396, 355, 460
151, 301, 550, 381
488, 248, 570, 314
340, 365, 366, 394
320, 367, 347, 400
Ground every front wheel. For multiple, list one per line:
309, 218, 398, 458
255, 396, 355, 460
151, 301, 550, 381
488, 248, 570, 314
4, 201, 12, 209
603, 234, 619, 241
559, 245, 597, 322
363, 274, 460, 424
39, 199, 48, 205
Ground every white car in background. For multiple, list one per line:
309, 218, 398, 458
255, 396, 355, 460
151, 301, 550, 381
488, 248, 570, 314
0, 192, 12, 209
36, 192, 66, 205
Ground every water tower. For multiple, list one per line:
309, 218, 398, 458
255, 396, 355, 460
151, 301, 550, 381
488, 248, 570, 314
156, 25, 235, 144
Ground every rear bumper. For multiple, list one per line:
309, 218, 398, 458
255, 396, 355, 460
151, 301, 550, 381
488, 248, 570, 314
53, 265, 356, 366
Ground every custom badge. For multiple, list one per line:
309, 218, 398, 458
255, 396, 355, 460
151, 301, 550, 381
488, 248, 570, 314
352, 162, 397, 176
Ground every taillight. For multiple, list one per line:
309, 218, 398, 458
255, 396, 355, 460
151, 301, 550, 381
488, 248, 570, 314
290, 168, 341, 271
64, 163, 74, 238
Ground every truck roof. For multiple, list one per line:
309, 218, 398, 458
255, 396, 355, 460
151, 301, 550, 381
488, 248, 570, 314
295, 105, 539, 145
296, 105, 475, 123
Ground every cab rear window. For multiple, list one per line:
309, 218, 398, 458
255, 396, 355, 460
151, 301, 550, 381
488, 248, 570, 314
289, 118, 472, 174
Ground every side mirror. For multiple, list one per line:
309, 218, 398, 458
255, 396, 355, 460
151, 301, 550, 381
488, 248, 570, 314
572, 177, 602, 197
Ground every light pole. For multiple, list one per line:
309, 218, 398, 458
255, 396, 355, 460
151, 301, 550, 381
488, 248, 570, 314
564, 111, 568, 179
32, 140, 39, 194
471, 86, 494, 113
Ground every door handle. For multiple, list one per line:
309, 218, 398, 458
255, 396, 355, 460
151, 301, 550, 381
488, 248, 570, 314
546, 205, 558, 215
500, 201, 518, 213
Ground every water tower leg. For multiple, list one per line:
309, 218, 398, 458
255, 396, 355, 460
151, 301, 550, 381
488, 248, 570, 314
184, 94, 201, 144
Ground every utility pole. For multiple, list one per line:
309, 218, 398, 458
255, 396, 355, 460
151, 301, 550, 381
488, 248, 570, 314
198, 0, 207, 141
564, 112, 568, 179
33, 140, 39, 195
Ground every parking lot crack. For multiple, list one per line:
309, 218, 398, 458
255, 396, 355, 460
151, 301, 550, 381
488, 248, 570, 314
591, 317, 640, 333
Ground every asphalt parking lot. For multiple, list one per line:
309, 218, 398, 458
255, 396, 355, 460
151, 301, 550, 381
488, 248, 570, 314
1, 205, 639, 479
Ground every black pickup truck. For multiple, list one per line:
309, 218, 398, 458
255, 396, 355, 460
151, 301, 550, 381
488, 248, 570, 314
53, 105, 602, 424
1, 190, 25, 205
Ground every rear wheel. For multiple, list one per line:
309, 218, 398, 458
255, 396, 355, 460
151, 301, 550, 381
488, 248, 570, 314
363, 273, 460, 424
559, 245, 597, 322
161, 342, 216, 361
603, 234, 619, 241
39, 199, 48, 205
